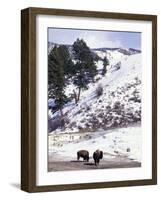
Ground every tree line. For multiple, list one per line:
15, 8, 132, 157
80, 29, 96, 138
48, 38, 109, 118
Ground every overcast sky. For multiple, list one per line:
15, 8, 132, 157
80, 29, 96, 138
48, 28, 141, 50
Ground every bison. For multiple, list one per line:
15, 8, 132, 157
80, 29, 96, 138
77, 150, 89, 162
93, 149, 103, 166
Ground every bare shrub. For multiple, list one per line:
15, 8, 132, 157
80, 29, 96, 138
96, 84, 103, 96
113, 101, 121, 109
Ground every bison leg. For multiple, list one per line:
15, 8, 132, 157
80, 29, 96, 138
84, 156, 89, 162
95, 159, 99, 166
77, 153, 80, 161
94, 159, 97, 166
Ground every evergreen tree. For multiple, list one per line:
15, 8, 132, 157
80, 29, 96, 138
86, 53, 97, 82
58, 45, 74, 80
102, 56, 109, 76
48, 45, 73, 119
72, 38, 97, 102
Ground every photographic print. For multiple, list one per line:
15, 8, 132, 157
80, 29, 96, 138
48, 28, 142, 172
21, 8, 157, 192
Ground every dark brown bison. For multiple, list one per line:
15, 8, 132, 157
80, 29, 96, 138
77, 150, 89, 162
93, 149, 103, 166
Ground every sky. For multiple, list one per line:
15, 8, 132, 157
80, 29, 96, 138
48, 28, 141, 50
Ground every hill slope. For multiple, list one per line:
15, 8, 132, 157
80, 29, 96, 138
49, 49, 142, 134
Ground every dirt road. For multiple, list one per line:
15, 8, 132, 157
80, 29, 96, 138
48, 156, 141, 172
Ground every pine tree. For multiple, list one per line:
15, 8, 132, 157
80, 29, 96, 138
85, 52, 97, 82
72, 39, 97, 102
102, 56, 109, 76
48, 45, 72, 120
58, 45, 74, 80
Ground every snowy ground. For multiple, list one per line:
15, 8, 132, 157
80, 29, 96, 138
49, 123, 141, 163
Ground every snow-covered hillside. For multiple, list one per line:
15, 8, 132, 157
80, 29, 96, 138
49, 49, 142, 134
